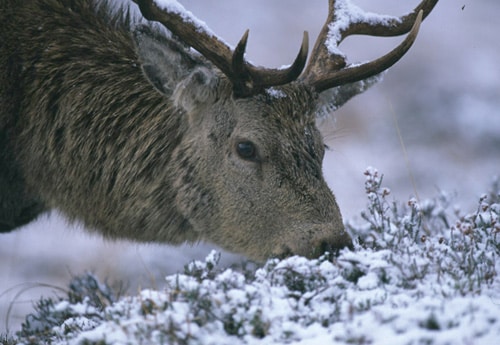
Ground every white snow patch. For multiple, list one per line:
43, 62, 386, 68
152, 0, 231, 48
266, 87, 287, 99
153, 0, 213, 35
325, 0, 400, 57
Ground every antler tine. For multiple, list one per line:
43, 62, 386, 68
302, 0, 438, 93
310, 10, 423, 92
133, 0, 309, 98
338, 0, 438, 39
231, 30, 309, 97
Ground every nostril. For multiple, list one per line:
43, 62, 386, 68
273, 245, 294, 260
318, 240, 332, 254
311, 234, 353, 259
274, 228, 353, 260
310, 240, 333, 259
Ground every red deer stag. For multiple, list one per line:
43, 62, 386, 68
0, 0, 438, 260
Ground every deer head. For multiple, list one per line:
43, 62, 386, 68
0, 0, 438, 262
127, 0, 437, 259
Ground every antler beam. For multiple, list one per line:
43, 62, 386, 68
134, 0, 438, 97
132, 0, 308, 97
302, 0, 439, 92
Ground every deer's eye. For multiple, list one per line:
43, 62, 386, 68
236, 141, 258, 161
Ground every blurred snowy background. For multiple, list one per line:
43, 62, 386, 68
1, 0, 498, 334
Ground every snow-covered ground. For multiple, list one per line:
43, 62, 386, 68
1, 0, 499, 337
10, 169, 500, 344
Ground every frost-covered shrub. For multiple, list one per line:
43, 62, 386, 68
9, 168, 500, 345
347, 168, 499, 296
15, 274, 120, 345
1, 334, 17, 345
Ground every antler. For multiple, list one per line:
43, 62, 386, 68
301, 0, 439, 92
132, 0, 308, 97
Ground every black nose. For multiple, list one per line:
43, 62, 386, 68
310, 235, 353, 259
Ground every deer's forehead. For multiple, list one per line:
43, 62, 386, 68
233, 85, 317, 121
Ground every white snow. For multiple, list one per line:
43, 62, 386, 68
325, 0, 400, 56
153, 0, 215, 36
12, 171, 500, 344
265, 87, 287, 99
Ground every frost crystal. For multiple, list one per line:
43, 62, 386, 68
266, 87, 287, 99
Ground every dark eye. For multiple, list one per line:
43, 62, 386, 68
236, 141, 258, 161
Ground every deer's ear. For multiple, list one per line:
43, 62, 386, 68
141, 63, 171, 95
134, 25, 207, 96
173, 67, 219, 116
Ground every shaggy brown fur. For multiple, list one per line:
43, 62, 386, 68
0, 0, 352, 261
